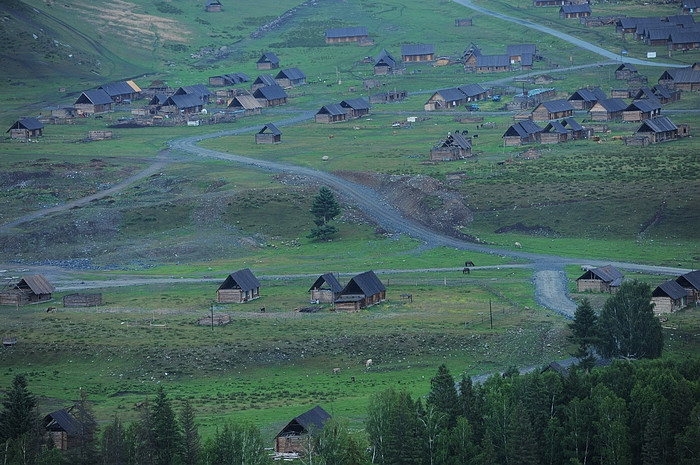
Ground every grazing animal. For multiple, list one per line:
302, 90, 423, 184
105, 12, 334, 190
333, 367, 341, 375
46, 307, 56, 313
365, 358, 373, 369
463, 267, 470, 275
465, 261, 475, 267
351, 376, 356, 382
514, 241, 522, 249
260, 307, 265, 313
328, 134, 334, 139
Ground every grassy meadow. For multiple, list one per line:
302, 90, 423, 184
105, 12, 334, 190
1, 0, 699, 444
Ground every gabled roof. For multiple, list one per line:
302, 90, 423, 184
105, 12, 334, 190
148, 94, 169, 105
433, 87, 466, 102
506, 44, 536, 57
458, 83, 487, 97
677, 270, 700, 290
539, 99, 574, 113
340, 98, 370, 110
667, 15, 695, 27
561, 4, 591, 14
626, 99, 661, 112
652, 280, 688, 300
651, 84, 674, 99
578, 265, 624, 284
228, 94, 262, 110
275, 406, 331, 439
258, 123, 281, 135
593, 98, 628, 112
503, 120, 543, 138
662, 66, 700, 84
253, 84, 288, 100
164, 94, 203, 109
542, 120, 568, 134
212, 72, 250, 85
616, 63, 638, 73
670, 30, 700, 45
276, 68, 306, 81
257, 52, 279, 64
317, 103, 347, 116
401, 44, 434, 56
340, 270, 386, 297
375, 48, 396, 68
175, 84, 211, 97
98, 81, 139, 97
74, 89, 112, 106
254, 74, 277, 86
325, 26, 367, 38
218, 268, 260, 292
636, 116, 678, 133
562, 117, 583, 131
476, 54, 510, 67
7, 117, 43, 132
15, 275, 55, 294
438, 131, 471, 150
309, 273, 344, 293
633, 87, 658, 101
646, 27, 675, 41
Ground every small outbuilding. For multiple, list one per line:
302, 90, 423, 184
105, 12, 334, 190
275, 68, 306, 88
217, 269, 261, 303
634, 116, 679, 143
251, 74, 278, 91
334, 271, 386, 311
253, 85, 288, 107
309, 273, 344, 304
676, 270, 700, 303
374, 48, 397, 75
401, 44, 435, 62
205, 0, 223, 12
502, 120, 542, 146
340, 98, 371, 118
315, 104, 347, 123
227, 95, 263, 116
73, 89, 113, 115
7, 117, 44, 139
63, 293, 102, 308
43, 404, 96, 451
622, 99, 662, 122
255, 123, 282, 144
568, 87, 607, 110
274, 405, 331, 454
0, 275, 55, 306
560, 4, 592, 18
652, 280, 688, 314
430, 130, 472, 161
531, 99, 574, 121
424, 87, 467, 111
589, 98, 627, 121
576, 265, 624, 294
257, 52, 280, 70
615, 63, 638, 80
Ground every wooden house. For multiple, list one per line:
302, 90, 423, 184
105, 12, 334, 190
253, 84, 288, 107
174, 84, 211, 104
274, 406, 331, 454
334, 271, 386, 311
217, 269, 261, 303
401, 44, 435, 62
63, 293, 102, 308
309, 273, 344, 303
676, 270, 700, 303
506, 44, 536, 69
649, 84, 680, 104
455, 18, 473, 26
369, 89, 407, 104
462, 48, 481, 72
560, 4, 592, 18
147, 94, 168, 113
502, 120, 542, 146
73, 89, 113, 114
652, 280, 688, 314
255, 123, 282, 144
7, 117, 43, 139
576, 265, 624, 293
43, 405, 96, 451
325, 26, 368, 44
615, 63, 638, 80
275, 68, 306, 88
251, 74, 277, 91
98, 80, 141, 103
568, 87, 606, 110
658, 64, 700, 91
208, 72, 249, 87
424, 87, 467, 111
0, 275, 55, 306
644, 27, 674, 46
257, 52, 280, 70
669, 31, 700, 50
589, 98, 627, 121
622, 99, 662, 122
374, 49, 397, 75
162, 94, 203, 114
205, 0, 223, 12
340, 98, 370, 118
227, 94, 263, 116
561, 117, 587, 139
430, 130, 472, 161
315, 104, 347, 123
458, 83, 489, 102
634, 116, 679, 143
534, 0, 565, 6
475, 54, 511, 73
531, 99, 574, 121
539, 120, 570, 144
682, 0, 700, 13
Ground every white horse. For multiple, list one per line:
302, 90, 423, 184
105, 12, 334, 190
365, 358, 373, 369
514, 241, 522, 249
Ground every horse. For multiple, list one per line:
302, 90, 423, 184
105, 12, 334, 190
463, 267, 470, 275
514, 241, 522, 249
259, 307, 265, 313
365, 358, 373, 369
465, 260, 475, 267
46, 307, 57, 313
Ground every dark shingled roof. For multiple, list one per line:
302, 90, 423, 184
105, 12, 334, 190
15, 275, 55, 294
653, 280, 688, 300
98, 81, 137, 97
340, 98, 370, 110
569, 87, 606, 103
562, 117, 583, 131
275, 406, 331, 439
44, 409, 81, 435
340, 270, 386, 297
578, 265, 624, 285
75, 89, 113, 105
476, 54, 510, 68
458, 83, 487, 97
540, 99, 574, 112
7, 117, 43, 132
257, 52, 279, 64
662, 66, 700, 84
636, 116, 678, 133
616, 63, 638, 73
651, 84, 673, 99
401, 44, 435, 56
276, 67, 306, 81
218, 268, 260, 292
561, 4, 591, 14
258, 123, 281, 136
503, 120, 543, 138
317, 103, 347, 116
626, 99, 661, 112
375, 48, 397, 68
670, 30, 700, 45
325, 26, 367, 38
677, 270, 700, 291
175, 84, 211, 97
434, 87, 467, 102
595, 98, 628, 112
309, 273, 344, 293
254, 74, 277, 86
148, 94, 169, 105
506, 44, 536, 57
542, 120, 568, 134
253, 84, 288, 100
164, 94, 203, 109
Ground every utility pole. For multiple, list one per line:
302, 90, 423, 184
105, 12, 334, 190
489, 299, 493, 329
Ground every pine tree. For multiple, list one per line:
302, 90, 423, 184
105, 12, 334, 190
0, 374, 37, 443
101, 416, 126, 465
308, 186, 341, 240
426, 364, 460, 428
179, 399, 200, 465
568, 298, 598, 367
151, 386, 181, 465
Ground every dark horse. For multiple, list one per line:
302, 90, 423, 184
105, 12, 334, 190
463, 267, 470, 274
465, 260, 475, 267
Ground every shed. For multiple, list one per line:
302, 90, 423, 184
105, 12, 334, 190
63, 293, 102, 308
257, 52, 280, 70
401, 44, 435, 62
531, 99, 574, 121
340, 98, 370, 118
208, 72, 249, 87
0, 275, 55, 306
424, 87, 467, 110
98, 80, 141, 103
251, 74, 278, 91
622, 99, 662, 122
676, 270, 700, 303
506, 44, 536, 68
568, 87, 607, 110
475, 54, 510, 73
589, 98, 627, 121
275, 68, 306, 88
430, 130, 472, 161
174, 84, 211, 104
540, 120, 569, 144
162, 94, 204, 114
205, 0, 223, 12
334, 271, 386, 311
325, 26, 368, 44
227, 94, 263, 116
43, 405, 96, 451
561, 117, 587, 140
576, 265, 624, 293
534, 0, 565, 6
309, 273, 344, 303
560, 4, 592, 18
652, 280, 688, 314
502, 120, 542, 146
315, 104, 347, 123
7, 117, 43, 139
369, 89, 407, 104
658, 65, 700, 91
650, 84, 680, 104
217, 269, 261, 303
73, 89, 113, 114
615, 63, 638, 80
458, 83, 489, 102
374, 49, 397, 75
253, 85, 288, 107
455, 18, 473, 27
274, 406, 331, 454
255, 123, 282, 144
634, 116, 679, 143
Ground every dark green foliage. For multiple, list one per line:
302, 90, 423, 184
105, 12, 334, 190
308, 186, 341, 240
426, 364, 460, 428
568, 298, 598, 367
101, 416, 126, 465
151, 386, 181, 465
0, 374, 42, 464
596, 280, 663, 360
179, 400, 200, 465
155, 2, 183, 14
202, 422, 269, 465
365, 388, 423, 465
66, 391, 99, 465
310, 417, 367, 465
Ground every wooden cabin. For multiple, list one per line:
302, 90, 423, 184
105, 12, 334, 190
430, 130, 472, 161
615, 63, 638, 80
325, 27, 368, 44
217, 269, 261, 303
309, 273, 344, 304
315, 104, 347, 123
676, 270, 700, 303
534, 0, 565, 6
369, 89, 407, 104
253, 85, 288, 107
0, 275, 55, 306
73, 89, 113, 115
502, 120, 542, 146
459, 83, 489, 102
652, 280, 688, 314
257, 52, 280, 70
401, 44, 434, 62
455, 18, 473, 26
251, 74, 278, 91
560, 4, 591, 18
274, 406, 331, 454
334, 271, 386, 311
275, 68, 306, 88
63, 293, 102, 308
208, 72, 249, 87
98, 80, 141, 103
622, 99, 662, 122
539, 120, 569, 144
589, 98, 627, 121
475, 55, 511, 73
374, 49, 397, 75
424, 88, 467, 111
658, 64, 700, 91
161, 94, 203, 115
340, 98, 370, 118
227, 95, 263, 116
44, 405, 96, 451
255, 123, 282, 144
174, 84, 212, 104
531, 99, 574, 121
568, 87, 606, 110
576, 265, 624, 293
669, 31, 700, 50
506, 44, 536, 69
634, 116, 679, 143
7, 117, 43, 139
